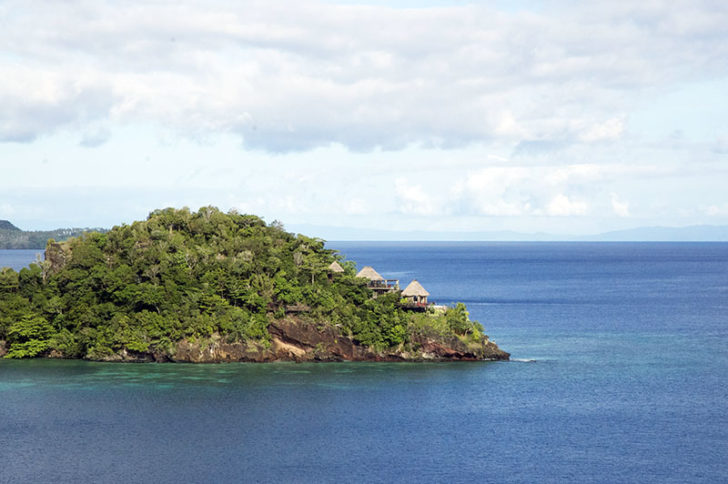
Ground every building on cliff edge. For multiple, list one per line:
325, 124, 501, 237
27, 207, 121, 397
355, 266, 399, 296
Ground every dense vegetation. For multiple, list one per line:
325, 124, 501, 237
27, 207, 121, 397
0, 207, 488, 360
0, 220, 106, 249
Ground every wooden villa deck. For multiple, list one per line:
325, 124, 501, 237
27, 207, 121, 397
399, 301, 432, 312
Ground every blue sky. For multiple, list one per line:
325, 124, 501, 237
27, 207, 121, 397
1, 0, 727, 237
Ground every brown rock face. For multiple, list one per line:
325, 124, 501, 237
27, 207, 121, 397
160, 317, 509, 363
172, 335, 268, 363
45, 241, 72, 274
267, 318, 369, 361
412, 334, 510, 361
50, 317, 508, 363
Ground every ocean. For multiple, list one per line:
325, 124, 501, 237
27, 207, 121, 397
1, 243, 727, 483
0, 249, 44, 272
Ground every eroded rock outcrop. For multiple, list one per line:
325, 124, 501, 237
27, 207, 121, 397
45, 241, 72, 275
90, 316, 509, 363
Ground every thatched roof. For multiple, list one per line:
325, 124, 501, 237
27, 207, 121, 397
402, 279, 430, 297
356, 266, 384, 281
328, 261, 345, 273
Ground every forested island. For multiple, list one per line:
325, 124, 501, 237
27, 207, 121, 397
0, 220, 106, 249
0, 207, 508, 362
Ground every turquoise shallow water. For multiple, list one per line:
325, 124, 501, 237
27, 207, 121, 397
1, 243, 727, 483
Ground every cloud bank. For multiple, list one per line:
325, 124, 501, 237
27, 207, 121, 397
2, 0, 728, 151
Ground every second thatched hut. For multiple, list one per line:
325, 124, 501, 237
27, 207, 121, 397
401, 279, 430, 306
356, 266, 399, 295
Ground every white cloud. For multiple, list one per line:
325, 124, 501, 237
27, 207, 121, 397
0, 67, 114, 142
80, 125, 112, 148
345, 198, 368, 215
704, 203, 728, 216
474, 199, 530, 217
610, 193, 631, 217
1, 0, 727, 151
1, 1, 726, 235
451, 163, 646, 218
714, 134, 728, 154
456, 166, 531, 216
0, 203, 16, 217
579, 118, 625, 143
543, 164, 603, 185
545, 194, 588, 216
395, 178, 438, 215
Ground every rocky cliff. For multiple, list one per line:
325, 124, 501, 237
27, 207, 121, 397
89, 317, 509, 363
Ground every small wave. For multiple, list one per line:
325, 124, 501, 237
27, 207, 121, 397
511, 358, 537, 363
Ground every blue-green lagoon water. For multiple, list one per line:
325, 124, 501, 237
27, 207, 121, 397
1, 243, 727, 483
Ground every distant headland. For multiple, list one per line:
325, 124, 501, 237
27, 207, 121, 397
0, 207, 509, 363
0, 220, 106, 249
286, 223, 728, 242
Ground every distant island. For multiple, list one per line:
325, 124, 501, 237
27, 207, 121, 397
0, 207, 509, 362
5, 218, 727, 247
287, 223, 728, 242
0, 220, 107, 249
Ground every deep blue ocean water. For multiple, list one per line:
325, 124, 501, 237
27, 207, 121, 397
1, 243, 727, 483
0, 249, 44, 271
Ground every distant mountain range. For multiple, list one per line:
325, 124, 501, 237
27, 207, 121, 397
3, 220, 728, 248
289, 224, 728, 242
0, 220, 107, 249
576, 225, 728, 242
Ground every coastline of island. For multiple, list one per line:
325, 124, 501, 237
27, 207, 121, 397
0, 207, 509, 363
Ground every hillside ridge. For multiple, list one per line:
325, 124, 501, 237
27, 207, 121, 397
0, 220, 20, 231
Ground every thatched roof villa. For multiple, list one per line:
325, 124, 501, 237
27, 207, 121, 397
356, 266, 399, 295
353, 266, 434, 309
401, 279, 430, 306
356, 266, 384, 281
328, 261, 345, 273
